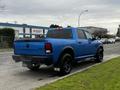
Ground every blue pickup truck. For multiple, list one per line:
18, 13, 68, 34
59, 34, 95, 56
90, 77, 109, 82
12, 27, 104, 75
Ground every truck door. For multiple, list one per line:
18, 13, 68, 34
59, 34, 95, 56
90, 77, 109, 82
76, 29, 89, 58
84, 31, 96, 55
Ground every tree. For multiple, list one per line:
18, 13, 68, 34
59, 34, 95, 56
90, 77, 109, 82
50, 24, 62, 28
116, 27, 120, 37
67, 25, 72, 28
92, 30, 108, 38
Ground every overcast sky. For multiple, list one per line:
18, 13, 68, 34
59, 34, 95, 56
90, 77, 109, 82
0, 0, 120, 34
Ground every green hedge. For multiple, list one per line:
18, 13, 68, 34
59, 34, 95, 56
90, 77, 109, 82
0, 28, 15, 48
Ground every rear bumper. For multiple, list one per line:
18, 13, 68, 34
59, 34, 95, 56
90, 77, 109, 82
12, 55, 53, 65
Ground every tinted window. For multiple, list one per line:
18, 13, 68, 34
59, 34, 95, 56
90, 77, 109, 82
84, 31, 93, 39
46, 29, 72, 39
77, 29, 86, 39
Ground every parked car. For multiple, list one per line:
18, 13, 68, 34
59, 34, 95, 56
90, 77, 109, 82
99, 38, 108, 44
108, 38, 116, 44
115, 37, 120, 42
12, 27, 104, 75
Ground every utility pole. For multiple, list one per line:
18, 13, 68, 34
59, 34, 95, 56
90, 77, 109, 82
78, 10, 88, 27
0, 0, 6, 12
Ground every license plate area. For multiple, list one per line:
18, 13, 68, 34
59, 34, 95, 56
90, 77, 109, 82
21, 56, 32, 61
22, 60, 32, 67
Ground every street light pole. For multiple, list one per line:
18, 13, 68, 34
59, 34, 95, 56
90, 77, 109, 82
78, 10, 88, 27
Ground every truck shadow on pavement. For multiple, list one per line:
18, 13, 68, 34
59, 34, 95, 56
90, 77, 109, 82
14, 60, 97, 81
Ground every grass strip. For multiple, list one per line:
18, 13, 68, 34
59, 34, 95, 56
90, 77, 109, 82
36, 57, 120, 90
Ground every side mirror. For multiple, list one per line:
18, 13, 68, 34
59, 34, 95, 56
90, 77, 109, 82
92, 37, 96, 41
88, 38, 96, 41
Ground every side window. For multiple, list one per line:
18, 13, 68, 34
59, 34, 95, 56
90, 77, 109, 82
84, 31, 93, 39
77, 29, 86, 39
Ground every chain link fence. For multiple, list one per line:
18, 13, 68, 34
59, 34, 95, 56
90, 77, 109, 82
0, 36, 13, 48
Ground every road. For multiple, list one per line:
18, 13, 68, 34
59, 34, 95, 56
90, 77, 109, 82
0, 43, 120, 90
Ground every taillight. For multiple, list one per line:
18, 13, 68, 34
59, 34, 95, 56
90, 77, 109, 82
45, 43, 52, 54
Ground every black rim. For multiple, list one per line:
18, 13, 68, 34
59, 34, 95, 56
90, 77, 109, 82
98, 49, 103, 60
63, 56, 71, 73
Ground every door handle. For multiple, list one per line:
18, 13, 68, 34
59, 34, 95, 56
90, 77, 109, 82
78, 41, 82, 44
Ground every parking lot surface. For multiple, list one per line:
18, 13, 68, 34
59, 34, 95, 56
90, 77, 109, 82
0, 43, 120, 90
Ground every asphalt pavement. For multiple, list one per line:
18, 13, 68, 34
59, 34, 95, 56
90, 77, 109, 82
0, 42, 120, 90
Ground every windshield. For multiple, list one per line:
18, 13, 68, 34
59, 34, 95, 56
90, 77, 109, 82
46, 28, 72, 39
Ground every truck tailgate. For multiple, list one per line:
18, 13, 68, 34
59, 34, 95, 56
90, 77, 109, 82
14, 39, 46, 56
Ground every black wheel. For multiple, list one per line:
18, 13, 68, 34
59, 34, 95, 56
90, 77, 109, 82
58, 53, 72, 75
94, 48, 104, 62
27, 64, 40, 71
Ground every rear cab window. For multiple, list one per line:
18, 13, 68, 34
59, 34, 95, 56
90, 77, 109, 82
46, 28, 73, 39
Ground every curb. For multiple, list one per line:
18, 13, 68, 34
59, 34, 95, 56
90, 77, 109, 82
37, 54, 120, 88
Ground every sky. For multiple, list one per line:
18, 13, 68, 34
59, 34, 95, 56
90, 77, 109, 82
0, 0, 120, 34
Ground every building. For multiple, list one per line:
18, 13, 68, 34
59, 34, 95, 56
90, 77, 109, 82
80, 26, 108, 38
0, 22, 49, 38
117, 25, 120, 37
81, 26, 108, 34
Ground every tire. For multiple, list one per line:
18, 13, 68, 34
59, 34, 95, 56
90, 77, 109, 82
58, 53, 72, 75
94, 48, 104, 63
27, 64, 40, 71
